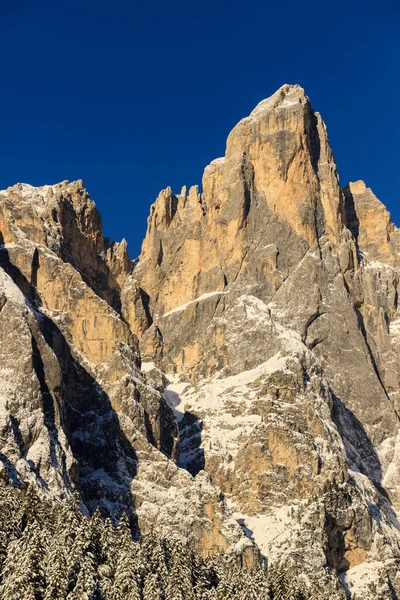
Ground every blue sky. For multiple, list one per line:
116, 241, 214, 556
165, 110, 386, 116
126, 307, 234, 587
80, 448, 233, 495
0, 0, 399, 257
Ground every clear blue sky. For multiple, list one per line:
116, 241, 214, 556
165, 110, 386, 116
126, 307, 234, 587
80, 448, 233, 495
0, 0, 398, 257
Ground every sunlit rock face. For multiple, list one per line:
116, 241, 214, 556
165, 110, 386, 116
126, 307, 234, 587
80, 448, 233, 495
135, 85, 345, 320
2, 84, 400, 597
0, 180, 251, 561
133, 85, 400, 597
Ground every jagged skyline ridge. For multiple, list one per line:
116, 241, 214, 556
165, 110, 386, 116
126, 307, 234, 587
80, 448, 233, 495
2, 84, 400, 597
0, 0, 398, 256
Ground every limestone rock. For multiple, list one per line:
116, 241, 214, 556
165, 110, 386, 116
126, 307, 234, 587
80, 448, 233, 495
132, 85, 400, 597
2, 84, 400, 597
135, 84, 348, 321
0, 180, 251, 560
344, 180, 400, 266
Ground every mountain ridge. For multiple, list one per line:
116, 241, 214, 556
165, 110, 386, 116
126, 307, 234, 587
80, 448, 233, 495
1, 84, 400, 598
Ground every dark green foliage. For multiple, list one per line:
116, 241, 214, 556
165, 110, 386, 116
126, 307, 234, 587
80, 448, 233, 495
0, 483, 314, 600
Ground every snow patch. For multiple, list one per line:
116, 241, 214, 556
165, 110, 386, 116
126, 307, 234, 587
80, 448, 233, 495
0, 183, 59, 202
389, 318, 400, 337
363, 256, 395, 272
340, 561, 382, 598
238, 294, 306, 355
163, 353, 289, 469
141, 361, 156, 373
164, 353, 287, 419
161, 290, 227, 318
163, 376, 191, 421
204, 157, 225, 173
200, 353, 288, 409
230, 504, 302, 561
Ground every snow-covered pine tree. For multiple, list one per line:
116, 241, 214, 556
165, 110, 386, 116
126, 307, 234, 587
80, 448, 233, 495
66, 515, 98, 599
0, 529, 35, 600
21, 485, 50, 530
24, 518, 49, 597
113, 513, 141, 600
234, 567, 270, 600
141, 529, 157, 561
44, 538, 69, 600
0, 487, 21, 584
97, 517, 116, 598
206, 588, 218, 600
62, 490, 85, 591
150, 535, 169, 586
192, 552, 212, 600
165, 557, 185, 600
67, 557, 97, 600
165, 538, 195, 600
87, 509, 105, 583
285, 578, 304, 600
251, 565, 273, 600
0, 481, 340, 600
215, 569, 235, 600
62, 493, 83, 534
0, 520, 48, 600
143, 572, 163, 600
268, 564, 288, 600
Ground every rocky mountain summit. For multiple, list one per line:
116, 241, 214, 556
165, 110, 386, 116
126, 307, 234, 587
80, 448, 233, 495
1, 84, 400, 598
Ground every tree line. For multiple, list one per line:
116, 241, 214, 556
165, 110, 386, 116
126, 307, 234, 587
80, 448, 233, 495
0, 483, 342, 600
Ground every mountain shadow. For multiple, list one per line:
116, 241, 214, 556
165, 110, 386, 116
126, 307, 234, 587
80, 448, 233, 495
0, 238, 140, 534
162, 387, 205, 476
178, 411, 205, 476
328, 388, 400, 573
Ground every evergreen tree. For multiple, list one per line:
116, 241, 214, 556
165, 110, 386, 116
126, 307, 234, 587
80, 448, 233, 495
0, 520, 47, 600
193, 553, 211, 600
268, 565, 288, 600
252, 566, 273, 600
143, 572, 162, 600
165, 539, 195, 600
113, 514, 140, 600
98, 517, 116, 599
0, 532, 35, 600
0, 484, 22, 571
0, 482, 341, 600
44, 539, 69, 600
150, 536, 169, 583
67, 557, 97, 600
66, 516, 98, 599
285, 577, 305, 600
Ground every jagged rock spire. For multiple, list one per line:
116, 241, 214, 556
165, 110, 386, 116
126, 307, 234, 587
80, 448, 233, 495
136, 84, 347, 319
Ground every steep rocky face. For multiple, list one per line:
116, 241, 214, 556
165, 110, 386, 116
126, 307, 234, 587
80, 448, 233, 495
2, 83, 400, 598
0, 181, 252, 560
135, 85, 347, 324
344, 180, 400, 266
0, 181, 131, 307
133, 85, 400, 597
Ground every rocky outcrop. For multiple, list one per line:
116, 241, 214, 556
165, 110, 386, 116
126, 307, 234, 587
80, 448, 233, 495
2, 83, 400, 597
344, 180, 400, 266
133, 85, 400, 597
0, 181, 251, 560
135, 85, 348, 322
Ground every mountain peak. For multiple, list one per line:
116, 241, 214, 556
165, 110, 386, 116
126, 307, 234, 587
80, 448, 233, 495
248, 83, 308, 119
3, 87, 400, 598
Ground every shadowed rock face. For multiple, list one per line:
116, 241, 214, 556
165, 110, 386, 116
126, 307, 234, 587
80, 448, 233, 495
2, 84, 400, 596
